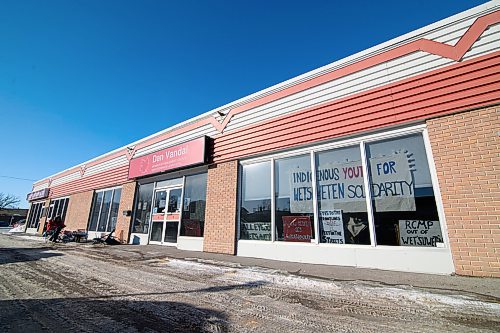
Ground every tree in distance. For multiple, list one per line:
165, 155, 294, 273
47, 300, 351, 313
0, 193, 21, 210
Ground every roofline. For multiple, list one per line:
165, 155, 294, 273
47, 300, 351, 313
33, 1, 499, 185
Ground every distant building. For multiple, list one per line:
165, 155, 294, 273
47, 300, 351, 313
0, 208, 28, 225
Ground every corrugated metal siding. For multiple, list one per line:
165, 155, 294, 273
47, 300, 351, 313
223, 21, 500, 133
49, 165, 129, 198
212, 51, 500, 162
134, 124, 218, 157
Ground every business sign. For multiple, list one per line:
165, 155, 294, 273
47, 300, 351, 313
399, 220, 443, 247
26, 188, 49, 201
282, 216, 312, 242
319, 210, 345, 244
128, 137, 206, 179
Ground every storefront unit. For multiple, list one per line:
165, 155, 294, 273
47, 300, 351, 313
237, 125, 454, 274
129, 168, 207, 251
127, 137, 209, 251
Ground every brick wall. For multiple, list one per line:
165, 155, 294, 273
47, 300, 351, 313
115, 182, 137, 243
203, 160, 239, 254
65, 190, 94, 231
427, 105, 499, 277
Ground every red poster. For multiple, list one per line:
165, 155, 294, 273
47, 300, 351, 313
282, 216, 312, 242
182, 219, 202, 237
128, 137, 206, 179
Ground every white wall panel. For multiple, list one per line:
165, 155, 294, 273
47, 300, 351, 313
51, 171, 81, 186
135, 124, 218, 157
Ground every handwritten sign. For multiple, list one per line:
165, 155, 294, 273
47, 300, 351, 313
282, 216, 312, 242
369, 154, 415, 212
241, 222, 271, 241
320, 210, 345, 244
289, 153, 415, 214
399, 220, 443, 247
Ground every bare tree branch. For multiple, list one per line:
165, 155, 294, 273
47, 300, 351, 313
0, 193, 21, 210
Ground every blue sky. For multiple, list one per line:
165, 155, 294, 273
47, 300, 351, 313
0, 0, 485, 208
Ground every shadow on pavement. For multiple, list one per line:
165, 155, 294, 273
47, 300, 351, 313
0, 247, 64, 265
0, 298, 229, 332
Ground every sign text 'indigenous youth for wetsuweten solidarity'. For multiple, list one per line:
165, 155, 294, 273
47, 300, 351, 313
289, 154, 415, 214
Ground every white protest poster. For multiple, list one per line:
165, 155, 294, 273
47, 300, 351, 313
316, 160, 367, 213
241, 222, 272, 241
369, 153, 415, 212
319, 210, 345, 244
289, 161, 367, 214
399, 220, 443, 247
289, 168, 314, 214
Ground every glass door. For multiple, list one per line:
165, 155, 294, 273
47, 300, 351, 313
149, 187, 182, 245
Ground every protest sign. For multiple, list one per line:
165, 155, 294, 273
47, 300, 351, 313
399, 220, 443, 247
319, 210, 345, 244
282, 216, 312, 242
241, 222, 271, 241
369, 154, 415, 212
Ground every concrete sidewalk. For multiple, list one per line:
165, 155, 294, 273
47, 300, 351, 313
10, 232, 500, 300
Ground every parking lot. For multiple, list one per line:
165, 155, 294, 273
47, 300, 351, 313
0, 233, 499, 332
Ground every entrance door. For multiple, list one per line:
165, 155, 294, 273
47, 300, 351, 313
149, 187, 183, 245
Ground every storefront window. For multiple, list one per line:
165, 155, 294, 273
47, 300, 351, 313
240, 162, 271, 241
315, 146, 370, 245
239, 130, 444, 248
366, 134, 442, 247
180, 173, 207, 237
88, 188, 122, 233
47, 197, 69, 222
27, 202, 44, 229
275, 154, 315, 242
132, 183, 154, 234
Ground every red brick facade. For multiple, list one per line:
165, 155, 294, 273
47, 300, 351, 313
115, 182, 137, 243
64, 191, 94, 231
427, 105, 499, 277
203, 160, 239, 254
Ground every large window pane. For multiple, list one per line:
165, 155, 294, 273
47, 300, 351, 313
315, 146, 370, 245
275, 154, 315, 242
107, 189, 122, 232
240, 162, 271, 241
180, 173, 207, 237
132, 183, 154, 234
366, 134, 443, 247
97, 190, 112, 232
168, 189, 182, 213
89, 192, 103, 231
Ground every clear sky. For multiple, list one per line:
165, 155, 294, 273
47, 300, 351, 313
0, 0, 486, 208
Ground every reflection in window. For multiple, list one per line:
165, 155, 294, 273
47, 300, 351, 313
240, 162, 271, 241
366, 134, 442, 247
88, 188, 122, 233
132, 183, 154, 234
275, 155, 315, 242
315, 146, 370, 245
154, 190, 167, 214
27, 202, 45, 229
180, 173, 207, 237
168, 189, 182, 213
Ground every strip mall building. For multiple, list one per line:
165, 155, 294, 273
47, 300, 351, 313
25, 3, 499, 277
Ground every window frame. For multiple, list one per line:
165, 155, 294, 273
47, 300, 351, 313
87, 186, 122, 233
238, 124, 450, 249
